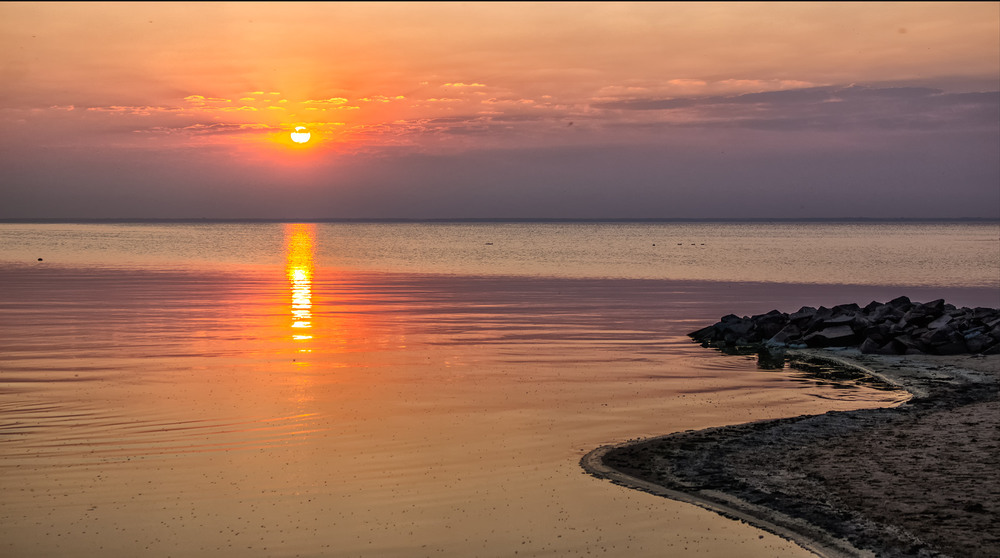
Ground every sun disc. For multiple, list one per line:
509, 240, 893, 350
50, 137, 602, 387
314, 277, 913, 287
290, 126, 311, 144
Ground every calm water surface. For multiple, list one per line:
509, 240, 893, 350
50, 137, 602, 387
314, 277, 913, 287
1, 222, 997, 557
2, 221, 998, 287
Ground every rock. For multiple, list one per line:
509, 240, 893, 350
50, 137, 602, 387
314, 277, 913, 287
862, 300, 884, 313
893, 334, 926, 354
926, 314, 953, 330
690, 324, 719, 342
721, 320, 755, 345
688, 298, 998, 356
832, 302, 861, 315
819, 314, 855, 327
990, 324, 1000, 339
923, 298, 946, 314
861, 325, 891, 346
766, 323, 802, 347
788, 307, 817, 325
903, 306, 939, 328
919, 327, 949, 346
858, 337, 882, 354
803, 325, 858, 348
964, 332, 994, 354
752, 310, 788, 339
973, 307, 995, 320
887, 295, 913, 310
887, 319, 909, 336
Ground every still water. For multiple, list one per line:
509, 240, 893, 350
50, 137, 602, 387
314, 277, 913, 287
0, 222, 997, 557
2, 221, 998, 286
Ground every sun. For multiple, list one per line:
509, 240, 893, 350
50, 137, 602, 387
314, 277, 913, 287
290, 126, 311, 144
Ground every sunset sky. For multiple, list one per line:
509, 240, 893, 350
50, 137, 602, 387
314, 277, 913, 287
2, 2, 998, 219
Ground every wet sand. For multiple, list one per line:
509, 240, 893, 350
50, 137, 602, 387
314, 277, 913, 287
584, 350, 1000, 557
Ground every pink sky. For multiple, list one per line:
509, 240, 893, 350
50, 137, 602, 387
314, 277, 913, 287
1, 2, 997, 219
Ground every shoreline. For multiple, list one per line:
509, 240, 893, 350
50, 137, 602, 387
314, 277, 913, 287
582, 350, 999, 558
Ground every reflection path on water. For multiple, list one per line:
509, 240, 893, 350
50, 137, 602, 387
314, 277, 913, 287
286, 223, 314, 341
0, 235, 917, 558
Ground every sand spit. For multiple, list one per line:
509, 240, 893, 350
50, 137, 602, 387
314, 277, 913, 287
582, 350, 999, 558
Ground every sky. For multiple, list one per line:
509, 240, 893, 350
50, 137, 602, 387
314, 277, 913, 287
1, 2, 998, 219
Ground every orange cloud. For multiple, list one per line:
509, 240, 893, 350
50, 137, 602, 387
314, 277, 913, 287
359, 95, 406, 103
304, 98, 350, 106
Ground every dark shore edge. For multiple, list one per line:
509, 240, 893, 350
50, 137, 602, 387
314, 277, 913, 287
579, 417, 867, 558
581, 349, 999, 558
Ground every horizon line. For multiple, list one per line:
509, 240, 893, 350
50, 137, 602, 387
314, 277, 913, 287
1, 217, 998, 224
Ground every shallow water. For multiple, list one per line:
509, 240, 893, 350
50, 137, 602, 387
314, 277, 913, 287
0, 222, 996, 557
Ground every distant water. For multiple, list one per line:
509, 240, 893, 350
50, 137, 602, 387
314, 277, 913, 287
1, 221, 998, 287
0, 221, 996, 558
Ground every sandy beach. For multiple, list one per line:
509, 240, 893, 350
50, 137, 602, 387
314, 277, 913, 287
584, 350, 1000, 558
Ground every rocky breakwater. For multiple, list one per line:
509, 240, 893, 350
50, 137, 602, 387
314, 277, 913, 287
690, 296, 1000, 356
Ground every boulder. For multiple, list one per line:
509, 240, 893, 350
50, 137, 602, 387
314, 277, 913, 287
721, 320, 755, 345
766, 323, 802, 347
926, 314, 953, 330
752, 310, 789, 339
858, 337, 882, 354
863, 300, 884, 313
965, 332, 995, 354
832, 302, 862, 316
803, 325, 858, 348
887, 295, 913, 310
688, 298, 998, 356
689, 324, 719, 341
923, 298, 946, 314
789, 307, 817, 323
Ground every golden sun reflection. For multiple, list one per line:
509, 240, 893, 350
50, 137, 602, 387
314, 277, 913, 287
285, 224, 315, 344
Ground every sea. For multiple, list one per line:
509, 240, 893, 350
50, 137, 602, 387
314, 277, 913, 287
1, 221, 997, 558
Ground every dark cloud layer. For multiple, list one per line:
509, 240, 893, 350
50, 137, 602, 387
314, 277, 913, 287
594, 85, 1000, 132
3, 121, 996, 219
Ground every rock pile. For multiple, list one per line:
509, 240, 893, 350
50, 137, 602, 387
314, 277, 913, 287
689, 296, 1000, 355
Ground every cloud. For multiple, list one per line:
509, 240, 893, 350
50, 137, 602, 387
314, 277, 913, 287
592, 84, 1000, 132
183, 95, 231, 105
481, 97, 537, 107
360, 95, 406, 103
141, 122, 276, 136
303, 97, 350, 106
302, 97, 359, 111
84, 105, 182, 115
592, 79, 825, 102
